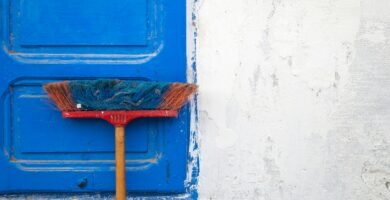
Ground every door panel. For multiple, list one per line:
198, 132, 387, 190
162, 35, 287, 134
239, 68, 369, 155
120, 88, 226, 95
14, 0, 148, 46
6, 0, 163, 61
0, 0, 188, 193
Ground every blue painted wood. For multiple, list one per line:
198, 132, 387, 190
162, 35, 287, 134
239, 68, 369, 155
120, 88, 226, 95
15, 0, 148, 46
0, 0, 188, 194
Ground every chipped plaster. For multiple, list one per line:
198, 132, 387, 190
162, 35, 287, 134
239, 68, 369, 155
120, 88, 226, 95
197, 0, 390, 199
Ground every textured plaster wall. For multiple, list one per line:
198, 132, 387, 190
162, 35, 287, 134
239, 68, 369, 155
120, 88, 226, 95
196, 0, 390, 199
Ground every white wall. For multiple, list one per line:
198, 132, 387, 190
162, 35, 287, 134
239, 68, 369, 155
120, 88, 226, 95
196, 0, 390, 199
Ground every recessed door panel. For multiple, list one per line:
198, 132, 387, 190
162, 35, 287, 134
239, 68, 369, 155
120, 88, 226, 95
12, 83, 152, 156
14, 0, 148, 46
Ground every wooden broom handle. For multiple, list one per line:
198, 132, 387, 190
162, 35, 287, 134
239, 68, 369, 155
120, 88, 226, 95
115, 126, 126, 200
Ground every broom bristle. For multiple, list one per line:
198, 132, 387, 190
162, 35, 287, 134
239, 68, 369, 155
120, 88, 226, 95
43, 80, 197, 112
44, 81, 78, 112
158, 83, 198, 110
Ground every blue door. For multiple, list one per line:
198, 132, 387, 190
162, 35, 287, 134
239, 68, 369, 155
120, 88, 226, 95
0, 0, 188, 193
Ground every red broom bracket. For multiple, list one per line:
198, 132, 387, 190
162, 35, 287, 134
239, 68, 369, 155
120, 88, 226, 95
62, 110, 178, 127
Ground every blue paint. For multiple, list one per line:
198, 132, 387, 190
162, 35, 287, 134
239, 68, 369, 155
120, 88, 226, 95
68, 80, 170, 110
15, 0, 148, 46
184, 1, 201, 198
0, 0, 193, 197
7, 0, 162, 62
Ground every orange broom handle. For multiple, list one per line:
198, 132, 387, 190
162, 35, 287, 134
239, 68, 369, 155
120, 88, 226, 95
115, 126, 126, 200
62, 111, 179, 200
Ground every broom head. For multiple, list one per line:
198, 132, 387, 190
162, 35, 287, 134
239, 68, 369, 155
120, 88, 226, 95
44, 80, 197, 112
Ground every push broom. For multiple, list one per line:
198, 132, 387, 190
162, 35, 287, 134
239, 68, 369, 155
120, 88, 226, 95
43, 79, 197, 200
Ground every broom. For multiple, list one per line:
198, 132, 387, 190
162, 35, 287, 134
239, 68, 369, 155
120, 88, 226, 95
43, 79, 197, 200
